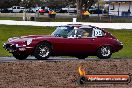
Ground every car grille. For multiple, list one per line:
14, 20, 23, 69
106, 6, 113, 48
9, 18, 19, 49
3, 44, 16, 52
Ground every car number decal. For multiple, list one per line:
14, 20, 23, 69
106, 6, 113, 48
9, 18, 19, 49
94, 28, 102, 36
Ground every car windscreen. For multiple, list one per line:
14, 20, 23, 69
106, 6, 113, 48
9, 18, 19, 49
51, 26, 73, 37
67, 28, 93, 38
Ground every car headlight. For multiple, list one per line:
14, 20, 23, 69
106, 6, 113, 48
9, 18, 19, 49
26, 39, 32, 45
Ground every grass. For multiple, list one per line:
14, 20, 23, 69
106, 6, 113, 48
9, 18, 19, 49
36, 17, 73, 22
77, 17, 132, 23
0, 17, 73, 22
0, 16, 132, 23
0, 17, 22, 21
0, 25, 132, 58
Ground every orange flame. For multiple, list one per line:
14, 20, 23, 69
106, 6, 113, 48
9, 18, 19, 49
78, 66, 86, 76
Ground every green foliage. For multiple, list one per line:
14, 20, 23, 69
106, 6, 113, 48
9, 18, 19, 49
20, 0, 36, 8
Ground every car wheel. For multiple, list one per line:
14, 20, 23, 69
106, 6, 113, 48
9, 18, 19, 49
12, 53, 28, 60
76, 56, 88, 59
77, 76, 86, 85
97, 46, 112, 59
34, 43, 51, 60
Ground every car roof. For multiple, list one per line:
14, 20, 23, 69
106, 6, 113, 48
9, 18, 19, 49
79, 25, 93, 29
58, 24, 103, 30
79, 25, 104, 31
57, 24, 81, 28
66, 24, 97, 29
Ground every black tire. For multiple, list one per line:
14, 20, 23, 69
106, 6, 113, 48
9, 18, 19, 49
76, 56, 88, 59
34, 43, 51, 60
9, 10, 12, 13
77, 76, 86, 85
97, 46, 112, 59
19, 10, 23, 13
12, 53, 28, 60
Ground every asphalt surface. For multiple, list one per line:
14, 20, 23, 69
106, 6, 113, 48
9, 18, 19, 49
0, 56, 128, 62
0, 56, 98, 62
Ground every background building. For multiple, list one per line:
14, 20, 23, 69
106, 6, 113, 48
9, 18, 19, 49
105, 0, 132, 16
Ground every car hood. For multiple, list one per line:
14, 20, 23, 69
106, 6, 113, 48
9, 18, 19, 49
8, 35, 53, 42
21, 35, 51, 38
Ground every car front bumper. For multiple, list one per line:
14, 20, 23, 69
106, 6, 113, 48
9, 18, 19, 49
3, 43, 33, 53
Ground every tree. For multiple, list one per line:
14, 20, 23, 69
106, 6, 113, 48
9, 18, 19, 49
20, 0, 36, 8
0, 0, 35, 8
76, 0, 97, 18
0, 0, 18, 8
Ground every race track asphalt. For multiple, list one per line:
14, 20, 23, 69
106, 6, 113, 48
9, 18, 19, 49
0, 56, 97, 62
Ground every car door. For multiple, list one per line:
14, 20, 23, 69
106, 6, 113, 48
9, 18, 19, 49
65, 28, 96, 54
52, 28, 96, 55
66, 37, 96, 55
64, 27, 106, 55
13, 7, 16, 13
16, 7, 19, 13
52, 37, 95, 55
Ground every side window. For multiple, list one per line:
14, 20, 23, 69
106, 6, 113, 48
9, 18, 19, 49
76, 28, 92, 38
13, 7, 16, 9
76, 29, 84, 37
17, 7, 20, 9
21, 7, 25, 9
81, 28, 93, 38
67, 29, 76, 38
68, 28, 93, 38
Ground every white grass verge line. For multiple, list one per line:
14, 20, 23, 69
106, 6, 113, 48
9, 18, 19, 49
0, 20, 132, 29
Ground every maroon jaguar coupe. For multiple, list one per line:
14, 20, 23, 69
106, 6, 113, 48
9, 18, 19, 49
3, 25, 123, 60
